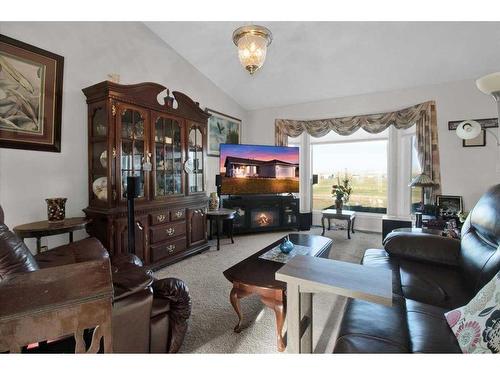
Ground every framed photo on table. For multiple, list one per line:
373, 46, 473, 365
436, 195, 463, 218
206, 108, 241, 156
0, 34, 64, 152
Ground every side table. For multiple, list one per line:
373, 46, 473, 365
321, 209, 356, 239
206, 209, 236, 251
13, 217, 91, 254
276, 255, 392, 353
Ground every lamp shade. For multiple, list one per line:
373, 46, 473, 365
409, 173, 435, 187
456, 120, 482, 140
476, 72, 500, 97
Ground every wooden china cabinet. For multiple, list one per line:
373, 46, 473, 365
82, 81, 209, 269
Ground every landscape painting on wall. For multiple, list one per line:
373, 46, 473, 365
0, 34, 64, 152
206, 108, 241, 156
220, 143, 299, 195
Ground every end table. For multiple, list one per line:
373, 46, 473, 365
13, 217, 91, 254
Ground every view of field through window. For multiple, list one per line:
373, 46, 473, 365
312, 140, 388, 211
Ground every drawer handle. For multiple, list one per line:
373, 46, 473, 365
157, 214, 166, 223
166, 227, 175, 236
175, 210, 183, 218
167, 244, 176, 254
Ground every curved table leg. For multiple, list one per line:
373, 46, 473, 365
347, 219, 351, 239
230, 286, 243, 332
321, 216, 326, 235
261, 297, 286, 352
351, 217, 356, 234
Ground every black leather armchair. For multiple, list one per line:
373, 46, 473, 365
334, 184, 500, 353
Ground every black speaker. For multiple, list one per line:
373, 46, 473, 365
215, 174, 222, 187
312, 174, 318, 185
126, 176, 140, 255
127, 175, 141, 198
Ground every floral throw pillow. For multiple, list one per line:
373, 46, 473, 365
445, 272, 500, 353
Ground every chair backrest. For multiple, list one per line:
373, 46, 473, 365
460, 184, 500, 293
0, 204, 39, 280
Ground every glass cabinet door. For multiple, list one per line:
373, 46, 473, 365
153, 115, 184, 198
89, 103, 110, 205
186, 124, 205, 194
118, 106, 148, 201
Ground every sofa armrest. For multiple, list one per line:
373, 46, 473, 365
383, 231, 461, 267
152, 278, 191, 353
35, 237, 109, 269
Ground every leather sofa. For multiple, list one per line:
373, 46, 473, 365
0, 205, 191, 353
334, 184, 500, 353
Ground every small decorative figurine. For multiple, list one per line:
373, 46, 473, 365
279, 235, 294, 254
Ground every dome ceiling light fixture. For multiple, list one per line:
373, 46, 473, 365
232, 25, 273, 75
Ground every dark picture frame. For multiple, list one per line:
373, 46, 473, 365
436, 195, 463, 218
206, 108, 241, 157
463, 129, 486, 147
448, 118, 498, 130
0, 34, 64, 152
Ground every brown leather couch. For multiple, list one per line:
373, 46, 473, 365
0, 205, 191, 353
334, 184, 500, 353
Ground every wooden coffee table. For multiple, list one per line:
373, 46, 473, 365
222, 233, 333, 352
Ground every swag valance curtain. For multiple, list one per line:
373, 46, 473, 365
275, 100, 442, 196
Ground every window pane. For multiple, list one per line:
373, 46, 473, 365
312, 140, 388, 212
410, 136, 422, 211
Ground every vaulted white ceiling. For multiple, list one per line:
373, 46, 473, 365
145, 22, 500, 111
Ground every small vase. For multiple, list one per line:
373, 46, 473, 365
335, 198, 343, 214
279, 236, 294, 254
46, 197, 67, 222
209, 192, 219, 210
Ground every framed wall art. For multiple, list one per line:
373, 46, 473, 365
206, 108, 241, 156
448, 118, 498, 130
0, 34, 64, 152
463, 129, 486, 147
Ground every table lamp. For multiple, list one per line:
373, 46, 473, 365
409, 173, 435, 228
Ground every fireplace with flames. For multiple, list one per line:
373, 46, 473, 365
250, 208, 279, 228
222, 195, 300, 234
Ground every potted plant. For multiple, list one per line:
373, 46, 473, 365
332, 173, 352, 213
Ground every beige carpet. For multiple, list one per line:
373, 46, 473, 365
155, 226, 382, 353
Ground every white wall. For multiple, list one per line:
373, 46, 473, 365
0, 22, 247, 251
246, 79, 500, 231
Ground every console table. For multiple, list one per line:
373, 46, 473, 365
276, 256, 392, 353
321, 209, 356, 239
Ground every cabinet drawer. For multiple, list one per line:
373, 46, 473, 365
170, 208, 185, 221
150, 237, 187, 262
150, 211, 169, 226
150, 221, 186, 243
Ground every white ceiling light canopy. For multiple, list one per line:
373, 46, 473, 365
232, 25, 273, 75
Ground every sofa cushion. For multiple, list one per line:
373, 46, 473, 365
334, 294, 410, 353
445, 271, 500, 353
459, 184, 500, 294
0, 223, 39, 280
398, 258, 471, 310
406, 299, 461, 353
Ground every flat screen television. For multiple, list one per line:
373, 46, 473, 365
219, 143, 299, 195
